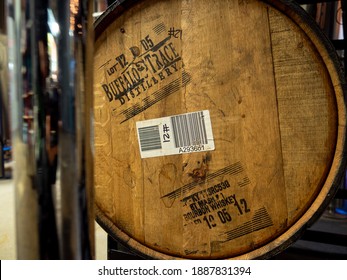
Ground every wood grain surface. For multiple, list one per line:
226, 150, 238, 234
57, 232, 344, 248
93, 0, 346, 259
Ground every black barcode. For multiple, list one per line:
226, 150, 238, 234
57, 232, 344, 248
138, 125, 162, 151
171, 111, 208, 148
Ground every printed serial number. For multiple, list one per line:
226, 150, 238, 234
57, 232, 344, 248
191, 266, 251, 276
179, 145, 205, 154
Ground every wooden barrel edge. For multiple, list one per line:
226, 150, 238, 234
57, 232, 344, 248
95, 204, 173, 259
265, 0, 346, 85
94, 0, 140, 41
241, 0, 347, 259
264, 0, 347, 220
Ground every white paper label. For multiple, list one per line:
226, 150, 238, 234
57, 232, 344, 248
136, 110, 215, 158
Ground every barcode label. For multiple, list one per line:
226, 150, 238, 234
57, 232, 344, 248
171, 111, 208, 148
136, 110, 215, 158
138, 125, 162, 151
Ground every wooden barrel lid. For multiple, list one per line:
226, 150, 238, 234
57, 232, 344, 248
93, 0, 347, 259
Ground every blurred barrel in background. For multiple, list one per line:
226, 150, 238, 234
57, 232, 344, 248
6, 0, 95, 259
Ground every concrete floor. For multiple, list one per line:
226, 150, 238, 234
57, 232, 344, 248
0, 177, 108, 260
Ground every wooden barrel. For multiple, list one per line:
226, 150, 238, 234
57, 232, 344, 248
93, 0, 347, 259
